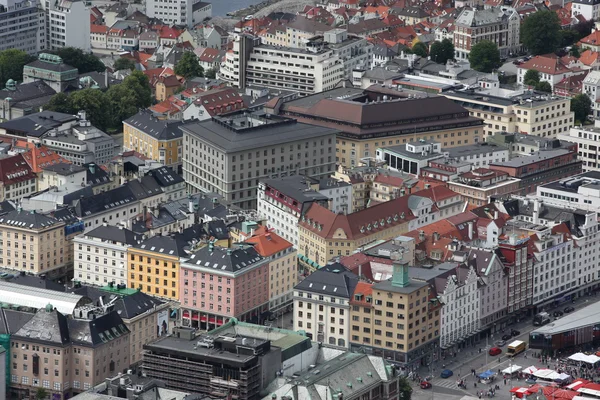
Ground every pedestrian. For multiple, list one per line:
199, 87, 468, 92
504, 379, 507, 385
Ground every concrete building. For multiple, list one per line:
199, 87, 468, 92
582, 70, 600, 119
272, 86, 484, 169
0, 0, 45, 55
74, 225, 143, 287
453, 6, 520, 60
448, 168, 521, 205
0, 80, 56, 121
293, 263, 358, 347
571, 0, 600, 21
22, 53, 78, 93
558, 122, 600, 172
536, 171, 600, 212
146, 0, 211, 27
182, 112, 337, 210
41, 0, 91, 51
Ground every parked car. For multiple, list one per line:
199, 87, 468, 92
511, 329, 520, 337
526, 378, 537, 384
502, 334, 512, 341
518, 58, 525, 63
554, 310, 564, 317
564, 306, 575, 313
513, 60, 522, 65
441, 369, 454, 379
420, 381, 432, 389
488, 347, 502, 356
495, 340, 507, 347
524, 55, 532, 61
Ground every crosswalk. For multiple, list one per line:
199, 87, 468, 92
429, 377, 467, 391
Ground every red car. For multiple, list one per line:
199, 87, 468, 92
420, 381, 432, 389
488, 347, 502, 356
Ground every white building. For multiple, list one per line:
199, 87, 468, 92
293, 264, 358, 348
469, 248, 508, 332
583, 71, 600, 119
571, 0, 600, 21
537, 171, 600, 211
146, 0, 211, 27
42, 0, 90, 51
558, 122, 600, 172
74, 224, 142, 286
0, 0, 45, 55
316, 178, 353, 214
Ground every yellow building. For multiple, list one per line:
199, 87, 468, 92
123, 110, 184, 171
127, 234, 186, 300
350, 261, 441, 366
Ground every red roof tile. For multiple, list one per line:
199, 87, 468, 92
0, 154, 35, 185
21, 144, 70, 174
244, 229, 293, 257
517, 54, 572, 75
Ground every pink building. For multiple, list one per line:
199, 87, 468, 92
179, 245, 270, 329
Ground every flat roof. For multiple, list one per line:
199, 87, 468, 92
372, 278, 428, 294
396, 76, 454, 90
446, 142, 508, 158
539, 171, 600, 194
489, 149, 571, 168
380, 144, 444, 161
530, 302, 600, 335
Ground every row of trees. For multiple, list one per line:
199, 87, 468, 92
45, 70, 152, 131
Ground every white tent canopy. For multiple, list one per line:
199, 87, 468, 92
502, 365, 522, 374
533, 369, 561, 380
568, 353, 600, 364
523, 366, 538, 374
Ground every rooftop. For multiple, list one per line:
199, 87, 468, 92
530, 301, 600, 335
294, 263, 359, 298
184, 246, 266, 275
489, 149, 572, 168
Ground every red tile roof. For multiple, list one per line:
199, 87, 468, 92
157, 75, 181, 88
192, 88, 247, 116
244, 229, 293, 257
580, 30, 600, 46
21, 144, 70, 174
350, 281, 374, 306
373, 174, 404, 187
0, 154, 35, 185
579, 49, 600, 66
91, 25, 108, 34
517, 54, 572, 75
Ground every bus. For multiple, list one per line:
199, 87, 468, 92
533, 312, 551, 326
507, 340, 527, 357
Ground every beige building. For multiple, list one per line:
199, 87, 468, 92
0, 208, 71, 280
9, 307, 130, 399
448, 168, 521, 206
349, 261, 441, 367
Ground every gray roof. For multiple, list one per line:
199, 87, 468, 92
263, 175, 329, 203
134, 233, 192, 257
124, 110, 184, 141
181, 112, 336, 153
445, 142, 508, 158
0, 309, 35, 335
25, 59, 77, 73
42, 162, 86, 175
14, 308, 71, 345
74, 186, 137, 218
147, 167, 184, 187
0, 81, 56, 102
126, 175, 163, 200
69, 310, 130, 347
363, 67, 404, 81
0, 111, 77, 137
489, 149, 571, 168
185, 246, 265, 274
84, 163, 111, 186
85, 225, 143, 246
318, 178, 350, 190
530, 301, 600, 335
294, 263, 359, 298
455, 7, 509, 27
0, 209, 61, 229
380, 143, 444, 161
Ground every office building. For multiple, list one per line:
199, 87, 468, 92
146, 0, 211, 27
182, 112, 337, 209
559, 122, 600, 172
41, 0, 90, 51
536, 171, 600, 212
0, 0, 44, 54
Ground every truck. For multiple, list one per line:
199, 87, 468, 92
507, 340, 527, 357
533, 312, 551, 326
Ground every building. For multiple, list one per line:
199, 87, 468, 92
0, 153, 36, 202
448, 168, 521, 205
9, 307, 130, 398
558, 122, 600, 172
376, 141, 444, 176
536, 171, 600, 212
0, 0, 45, 55
38, 163, 86, 191
123, 110, 184, 171
453, 6, 520, 60
22, 53, 78, 93
243, 228, 297, 317
182, 112, 337, 209
582, 70, 600, 119
146, 0, 211, 27
517, 54, 582, 89
0, 80, 56, 121
73, 185, 140, 231
272, 86, 484, 169
74, 224, 143, 287
182, 87, 247, 121
41, 0, 91, 51
442, 90, 574, 138
570, 0, 600, 21
349, 258, 440, 368
155, 75, 181, 102
293, 263, 358, 346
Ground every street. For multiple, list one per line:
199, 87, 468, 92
410, 294, 600, 399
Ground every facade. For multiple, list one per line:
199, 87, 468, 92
0, 0, 45, 54
182, 112, 337, 210
274, 86, 484, 169
448, 168, 521, 205
537, 171, 600, 212
558, 122, 600, 172
22, 53, 78, 92
517, 55, 581, 89
571, 0, 600, 21
293, 263, 358, 347
123, 110, 184, 171
496, 234, 534, 319
41, 0, 91, 51
583, 70, 600, 119
0, 153, 36, 202
73, 186, 140, 231
74, 224, 142, 287
453, 6, 520, 59
146, 0, 211, 27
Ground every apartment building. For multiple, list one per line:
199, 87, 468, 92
74, 224, 143, 287
0, 208, 71, 279
0, 154, 36, 202
442, 91, 574, 138
123, 110, 184, 171
0, 0, 45, 54
73, 186, 141, 232
453, 6, 520, 60
274, 86, 484, 169
146, 0, 211, 27
9, 308, 129, 399
244, 228, 297, 316
182, 112, 337, 209
41, 0, 90, 51
517, 54, 582, 89
571, 0, 600, 21
349, 260, 440, 367
559, 122, 600, 172
293, 263, 358, 347
448, 168, 521, 206
496, 234, 534, 321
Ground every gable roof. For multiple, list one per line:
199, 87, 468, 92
294, 263, 359, 298
243, 229, 293, 257
518, 54, 572, 75
184, 245, 265, 274
123, 109, 184, 141
0, 153, 36, 185
74, 185, 137, 218
20, 144, 69, 174
85, 225, 142, 246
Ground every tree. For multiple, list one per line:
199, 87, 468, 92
44, 92, 73, 114
106, 84, 140, 128
0, 49, 34, 88
558, 29, 579, 48
412, 41, 428, 57
113, 57, 135, 71
535, 81, 552, 93
570, 44, 581, 58
69, 89, 110, 130
521, 11, 561, 55
50, 47, 105, 73
573, 19, 595, 41
571, 93, 592, 124
398, 376, 412, 400
121, 70, 152, 109
468, 40, 501, 72
205, 68, 217, 79
174, 52, 204, 79
524, 69, 540, 87
35, 388, 49, 400
429, 38, 455, 64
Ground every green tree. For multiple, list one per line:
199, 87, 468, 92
524, 69, 540, 86
205, 68, 217, 79
412, 41, 428, 57
174, 52, 204, 79
521, 11, 561, 55
558, 29, 579, 48
113, 57, 135, 71
571, 93, 592, 124
121, 70, 152, 109
69, 89, 110, 130
429, 38, 455, 64
535, 81, 552, 93
35, 388, 49, 399
51, 47, 105, 73
570, 44, 581, 58
0, 49, 34, 88
398, 376, 412, 400
44, 92, 73, 114
468, 40, 501, 72
106, 84, 140, 128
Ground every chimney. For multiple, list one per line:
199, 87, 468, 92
188, 196, 194, 213
418, 230, 425, 241
433, 231, 439, 241
533, 199, 540, 225
391, 260, 410, 288
212, 197, 218, 209
494, 210, 498, 220
467, 221, 473, 240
